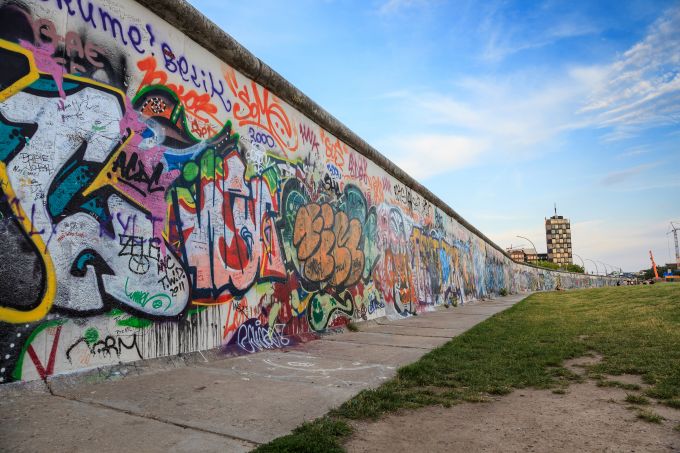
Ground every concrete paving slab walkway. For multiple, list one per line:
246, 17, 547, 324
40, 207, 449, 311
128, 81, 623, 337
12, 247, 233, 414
0, 292, 530, 452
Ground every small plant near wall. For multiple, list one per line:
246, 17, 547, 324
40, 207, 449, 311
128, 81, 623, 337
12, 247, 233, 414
499, 288, 508, 296
444, 296, 459, 308
346, 321, 359, 332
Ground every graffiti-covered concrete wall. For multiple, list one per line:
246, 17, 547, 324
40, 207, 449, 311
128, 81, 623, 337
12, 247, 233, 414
0, 0, 614, 384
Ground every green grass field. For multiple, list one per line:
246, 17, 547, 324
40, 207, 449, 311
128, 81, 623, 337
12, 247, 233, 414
255, 284, 680, 452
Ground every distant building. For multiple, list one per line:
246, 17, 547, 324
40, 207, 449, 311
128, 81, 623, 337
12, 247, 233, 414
508, 248, 525, 262
546, 211, 573, 265
507, 248, 539, 264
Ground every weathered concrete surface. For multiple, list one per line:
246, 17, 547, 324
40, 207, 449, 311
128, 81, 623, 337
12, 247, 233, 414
295, 340, 428, 367
50, 367, 360, 445
0, 293, 529, 451
0, 391, 255, 453
320, 330, 450, 350
359, 325, 469, 338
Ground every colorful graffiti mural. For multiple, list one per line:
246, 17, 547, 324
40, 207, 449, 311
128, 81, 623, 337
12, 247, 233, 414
0, 0, 615, 384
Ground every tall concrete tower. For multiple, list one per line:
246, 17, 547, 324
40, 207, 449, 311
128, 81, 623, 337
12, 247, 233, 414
545, 205, 573, 265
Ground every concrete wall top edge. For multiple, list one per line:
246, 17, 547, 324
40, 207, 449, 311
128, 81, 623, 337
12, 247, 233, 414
133, 0, 516, 262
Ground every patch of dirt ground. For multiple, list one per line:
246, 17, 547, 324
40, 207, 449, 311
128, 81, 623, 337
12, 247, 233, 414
563, 352, 604, 375
345, 379, 680, 452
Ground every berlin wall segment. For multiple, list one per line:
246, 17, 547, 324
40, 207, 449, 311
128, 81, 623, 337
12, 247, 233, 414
0, 0, 614, 384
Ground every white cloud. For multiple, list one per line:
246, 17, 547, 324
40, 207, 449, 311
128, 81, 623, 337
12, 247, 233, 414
479, 5, 601, 62
599, 162, 659, 186
377, 134, 488, 180
580, 6, 680, 136
374, 6, 680, 179
616, 145, 651, 159
375, 69, 592, 176
568, 65, 609, 90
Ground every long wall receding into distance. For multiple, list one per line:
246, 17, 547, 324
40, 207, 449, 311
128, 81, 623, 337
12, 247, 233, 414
0, 0, 615, 384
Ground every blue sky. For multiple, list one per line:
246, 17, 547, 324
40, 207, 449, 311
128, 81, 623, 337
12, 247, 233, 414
188, 0, 680, 272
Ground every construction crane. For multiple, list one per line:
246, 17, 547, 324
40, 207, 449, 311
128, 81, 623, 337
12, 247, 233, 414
669, 222, 680, 267
649, 250, 659, 280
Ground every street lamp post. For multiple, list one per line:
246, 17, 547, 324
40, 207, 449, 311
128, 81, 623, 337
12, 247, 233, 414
573, 253, 586, 272
516, 236, 537, 251
585, 258, 600, 275
516, 235, 538, 263
598, 261, 609, 276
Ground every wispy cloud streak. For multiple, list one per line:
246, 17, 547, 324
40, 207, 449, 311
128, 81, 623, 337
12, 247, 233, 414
580, 6, 680, 135
600, 162, 659, 186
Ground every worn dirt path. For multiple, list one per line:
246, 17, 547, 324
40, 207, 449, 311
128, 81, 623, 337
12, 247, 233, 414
346, 358, 680, 453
